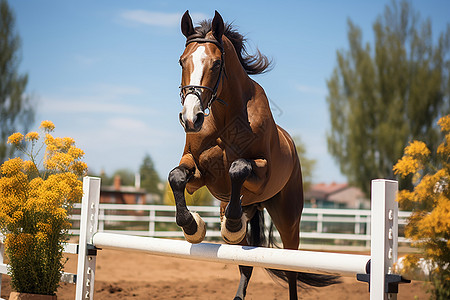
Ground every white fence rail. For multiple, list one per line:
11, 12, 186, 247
69, 203, 412, 251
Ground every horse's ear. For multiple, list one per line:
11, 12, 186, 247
212, 11, 224, 44
181, 10, 195, 38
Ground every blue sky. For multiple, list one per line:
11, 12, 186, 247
8, 0, 450, 184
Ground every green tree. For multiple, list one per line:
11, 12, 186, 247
95, 168, 135, 187
293, 136, 316, 192
139, 153, 162, 196
111, 168, 135, 186
0, 0, 34, 163
326, 0, 450, 195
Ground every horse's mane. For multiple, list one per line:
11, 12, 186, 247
195, 20, 273, 75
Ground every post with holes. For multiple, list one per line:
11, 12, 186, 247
75, 177, 101, 300
357, 179, 410, 299
370, 179, 404, 300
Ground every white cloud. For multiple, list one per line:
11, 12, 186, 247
119, 10, 208, 28
91, 83, 143, 98
40, 83, 154, 115
106, 117, 148, 131
42, 98, 152, 115
121, 10, 180, 27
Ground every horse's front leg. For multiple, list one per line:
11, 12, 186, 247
168, 162, 206, 244
220, 159, 251, 244
221, 158, 267, 244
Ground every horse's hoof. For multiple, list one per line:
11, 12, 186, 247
183, 212, 206, 244
221, 215, 247, 244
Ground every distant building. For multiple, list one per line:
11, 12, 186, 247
100, 175, 159, 204
304, 182, 369, 209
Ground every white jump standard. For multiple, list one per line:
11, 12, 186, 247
75, 177, 410, 300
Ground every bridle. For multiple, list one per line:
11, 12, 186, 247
179, 37, 226, 114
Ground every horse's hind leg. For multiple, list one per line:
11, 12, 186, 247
234, 265, 253, 300
168, 164, 206, 244
263, 164, 303, 300
265, 192, 301, 300
221, 159, 251, 244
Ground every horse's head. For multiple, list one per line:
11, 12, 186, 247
178, 10, 225, 132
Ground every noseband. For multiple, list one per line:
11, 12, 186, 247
179, 38, 226, 113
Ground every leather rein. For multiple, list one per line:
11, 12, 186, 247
179, 38, 226, 114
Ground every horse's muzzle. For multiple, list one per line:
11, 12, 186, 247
179, 111, 204, 132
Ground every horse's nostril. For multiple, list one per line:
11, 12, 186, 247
179, 112, 186, 129
194, 112, 204, 130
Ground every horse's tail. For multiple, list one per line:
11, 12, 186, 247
247, 209, 341, 288
247, 208, 266, 247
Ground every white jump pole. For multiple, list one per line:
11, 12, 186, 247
93, 232, 370, 276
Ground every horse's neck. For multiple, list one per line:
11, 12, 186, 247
212, 49, 253, 129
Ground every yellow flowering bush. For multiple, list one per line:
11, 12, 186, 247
393, 115, 450, 299
0, 121, 87, 295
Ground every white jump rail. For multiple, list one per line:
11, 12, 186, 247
93, 232, 370, 276
74, 177, 412, 300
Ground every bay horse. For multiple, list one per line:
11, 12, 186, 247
168, 10, 339, 300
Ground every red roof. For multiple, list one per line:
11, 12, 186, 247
306, 182, 348, 199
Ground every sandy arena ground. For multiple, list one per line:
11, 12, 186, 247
1, 246, 429, 299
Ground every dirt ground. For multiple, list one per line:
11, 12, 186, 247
1, 248, 429, 299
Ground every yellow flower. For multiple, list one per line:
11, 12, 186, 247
404, 141, 430, 157
396, 189, 413, 205
54, 208, 67, 219
437, 133, 450, 157
5, 233, 34, 257
11, 211, 23, 226
25, 132, 39, 142
23, 160, 37, 174
45, 133, 55, 146
63, 137, 75, 149
29, 177, 44, 189
39, 120, 55, 132
1, 158, 24, 177
68, 146, 84, 159
35, 231, 47, 243
394, 117, 450, 294
0, 119, 88, 294
7, 132, 24, 145
46, 136, 68, 152
438, 114, 450, 132
393, 155, 419, 176
37, 222, 51, 234
70, 161, 88, 176
396, 254, 420, 276
45, 152, 74, 172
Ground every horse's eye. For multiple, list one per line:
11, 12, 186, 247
211, 60, 221, 70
